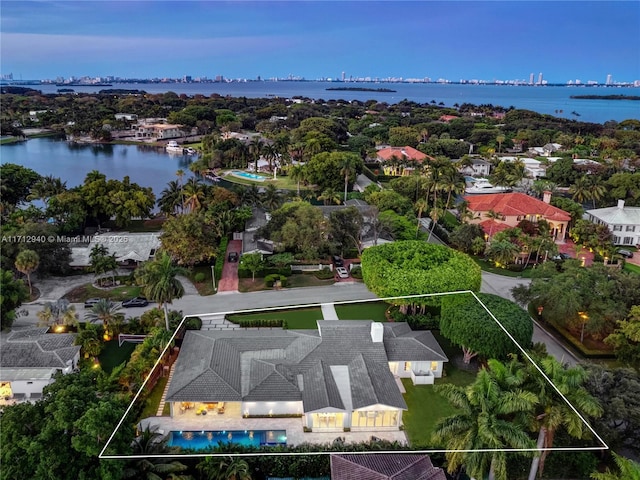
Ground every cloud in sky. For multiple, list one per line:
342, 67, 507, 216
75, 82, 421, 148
1, 1, 638, 81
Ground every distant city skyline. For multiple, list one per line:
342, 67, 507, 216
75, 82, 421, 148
1, 1, 639, 84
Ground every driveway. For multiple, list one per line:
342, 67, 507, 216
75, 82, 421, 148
217, 239, 242, 292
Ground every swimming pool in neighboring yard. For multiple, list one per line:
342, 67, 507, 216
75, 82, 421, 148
231, 170, 266, 181
168, 429, 287, 449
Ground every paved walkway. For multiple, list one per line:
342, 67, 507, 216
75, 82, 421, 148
320, 303, 338, 320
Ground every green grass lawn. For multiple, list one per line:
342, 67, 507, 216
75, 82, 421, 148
286, 273, 335, 288
63, 283, 143, 303
472, 256, 535, 278
189, 265, 216, 296
335, 301, 390, 322
139, 375, 169, 421
624, 262, 640, 275
98, 340, 136, 373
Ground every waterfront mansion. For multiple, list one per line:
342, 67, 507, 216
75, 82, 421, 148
164, 321, 447, 433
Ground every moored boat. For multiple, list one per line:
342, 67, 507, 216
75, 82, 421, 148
465, 179, 512, 194
166, 140, 185, 153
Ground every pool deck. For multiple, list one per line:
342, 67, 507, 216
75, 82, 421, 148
230, 170, 266, 182
139, 405, 407, 449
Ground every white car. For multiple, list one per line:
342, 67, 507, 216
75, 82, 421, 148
335, 267, 349, 279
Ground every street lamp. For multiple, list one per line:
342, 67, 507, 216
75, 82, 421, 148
211, 265, 217, 293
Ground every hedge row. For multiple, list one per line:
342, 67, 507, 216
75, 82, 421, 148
214, 237, 229, 289
231, 318, 285, 329
237, 266, 292, 279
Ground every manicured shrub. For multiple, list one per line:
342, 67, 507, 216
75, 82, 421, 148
194, 272, 206, 283
314, 267, 334, 280
350, 265, 363, 279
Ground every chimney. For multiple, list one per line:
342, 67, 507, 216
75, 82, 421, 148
370, 322, 384, 343
618, 199, 625, 209
543, 191, 552, 204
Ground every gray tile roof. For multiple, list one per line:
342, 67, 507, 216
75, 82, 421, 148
331, 453, 447, 480
0, 329, 80, 369
167, 321, 439, 412
383, 324, 448, 362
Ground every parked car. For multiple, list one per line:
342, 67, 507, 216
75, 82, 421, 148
335, 266, 349, 279
552, 252, 572, 261
228, 251, 239, 262
84, 298, 102, 308
332, 255, 344, 267
617, 249, 634, 258
122, 296, 149, 308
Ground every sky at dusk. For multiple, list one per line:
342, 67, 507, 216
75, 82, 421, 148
1, 1, 639, 83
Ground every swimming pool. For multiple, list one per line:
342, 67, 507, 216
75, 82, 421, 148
231, 170, 266, 182
168, 429, 287, 450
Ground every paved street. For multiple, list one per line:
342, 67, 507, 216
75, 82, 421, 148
16, 270, 579, 365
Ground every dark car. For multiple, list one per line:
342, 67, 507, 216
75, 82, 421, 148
617, 249, 634, 259
552, 252, 572, 261
332, 255, 344, 267
84, 298, 102, 308
122, 296, 149, 308
228, 251, 239, 262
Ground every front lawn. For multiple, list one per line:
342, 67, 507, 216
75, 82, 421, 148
188, 266, 216, 296
335, 301, 390, 322
624, 262, 640, 275
97, 340, 136, 373
472, 256, 535, 278
63, 282, 142, 303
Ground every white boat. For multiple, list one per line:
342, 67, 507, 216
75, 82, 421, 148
166, 141, 184, 153
465, 179, 512, 194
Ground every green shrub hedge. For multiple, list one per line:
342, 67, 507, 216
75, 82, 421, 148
265, 274, 287, 287
237, 266, 292, 279
233, 318, 284, 328
350, 265, 363, 279
314, 267, 335, 280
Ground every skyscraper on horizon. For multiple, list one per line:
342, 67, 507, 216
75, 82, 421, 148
537, 72, 543, 85
606, 74, 613, 85
529, 73, 534, 85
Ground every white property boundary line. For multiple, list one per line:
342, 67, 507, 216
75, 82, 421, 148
99, 291, 608, 459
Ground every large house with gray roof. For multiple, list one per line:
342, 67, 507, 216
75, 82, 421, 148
0, 328, 80, 402
165, 321, 447, 433
586, 200, 640, 247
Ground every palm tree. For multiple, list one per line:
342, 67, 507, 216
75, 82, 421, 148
158, 180, 183, 215
135, 252, 188, 330
591, 453, 640, 480
261, 143, 278, 173
525, 356, 603, 480
27, 175, 67, 207
414, 198, 427, 238
432, 364, 536, 480
587, 176, 607, 209
248, 137, 264, 172
260, 184, 283, 211
183, 177, 206, 213
197, 456, 252, 480
124, 426, 189, 480
486, 239, 521, 266
569, 175, 591, 206
441, 169, 466, 212
339, 154, 358, 203
37, 299, 78, 327
427, 205, 445, 242
318, 187, 341, 205
84, 299, 123, 333
288, 164, 306, 196
176, 169, 185, 211
15, 249, 39, 295
496, 134, 506, 153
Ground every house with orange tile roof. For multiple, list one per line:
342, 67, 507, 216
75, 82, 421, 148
463, 191, 571, 241
376, 146, 434, 176
439, 114, 459, 123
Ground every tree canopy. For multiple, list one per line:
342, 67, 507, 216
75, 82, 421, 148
361, 241, 481, 312
440, 292, 533, 363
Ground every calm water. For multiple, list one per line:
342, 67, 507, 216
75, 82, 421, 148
168, 429, 287, 450
32, 82, 640, 124
0, 136, 197, 197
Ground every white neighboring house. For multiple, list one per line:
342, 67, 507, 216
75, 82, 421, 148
459, 157, 491, 177
586, 200, 640, 246
69, 232, 161, 268
0, 328, 80, 403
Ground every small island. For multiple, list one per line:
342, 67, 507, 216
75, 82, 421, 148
326, 86, 397, 92
570, 94, 640, 100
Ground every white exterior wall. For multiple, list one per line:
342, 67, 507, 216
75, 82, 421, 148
389, 360, 444, 379
9, 379, 51, 398
242, 401, 303, 417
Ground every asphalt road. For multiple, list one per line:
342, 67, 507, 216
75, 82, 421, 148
16, 271, 579, 365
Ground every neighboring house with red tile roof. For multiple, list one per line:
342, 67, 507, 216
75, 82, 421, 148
331, 453, 447, 480
439, 114, 459, 123
376, 146, 434, 176
464, 192, 571, 240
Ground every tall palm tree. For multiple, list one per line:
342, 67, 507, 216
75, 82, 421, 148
158, 180, 183, 215
37, 299, 78, 327
261, 143, 278, 173
288, 164, 306, 196
525, 356, 603, 480
175, 169, 185, 211
15, 249, 39, 295
486, 239, 521, 266
27, 175, 67, 207
183, 177, 206, 213
432, 364, 536, 480
84, 299, 123, 333
414, 198, 427, 238
135, 252, 188, 330
587, 176, 607, 209
339, 154, 358, 202
248, 137, 264, 172
441, 169, 466, 212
